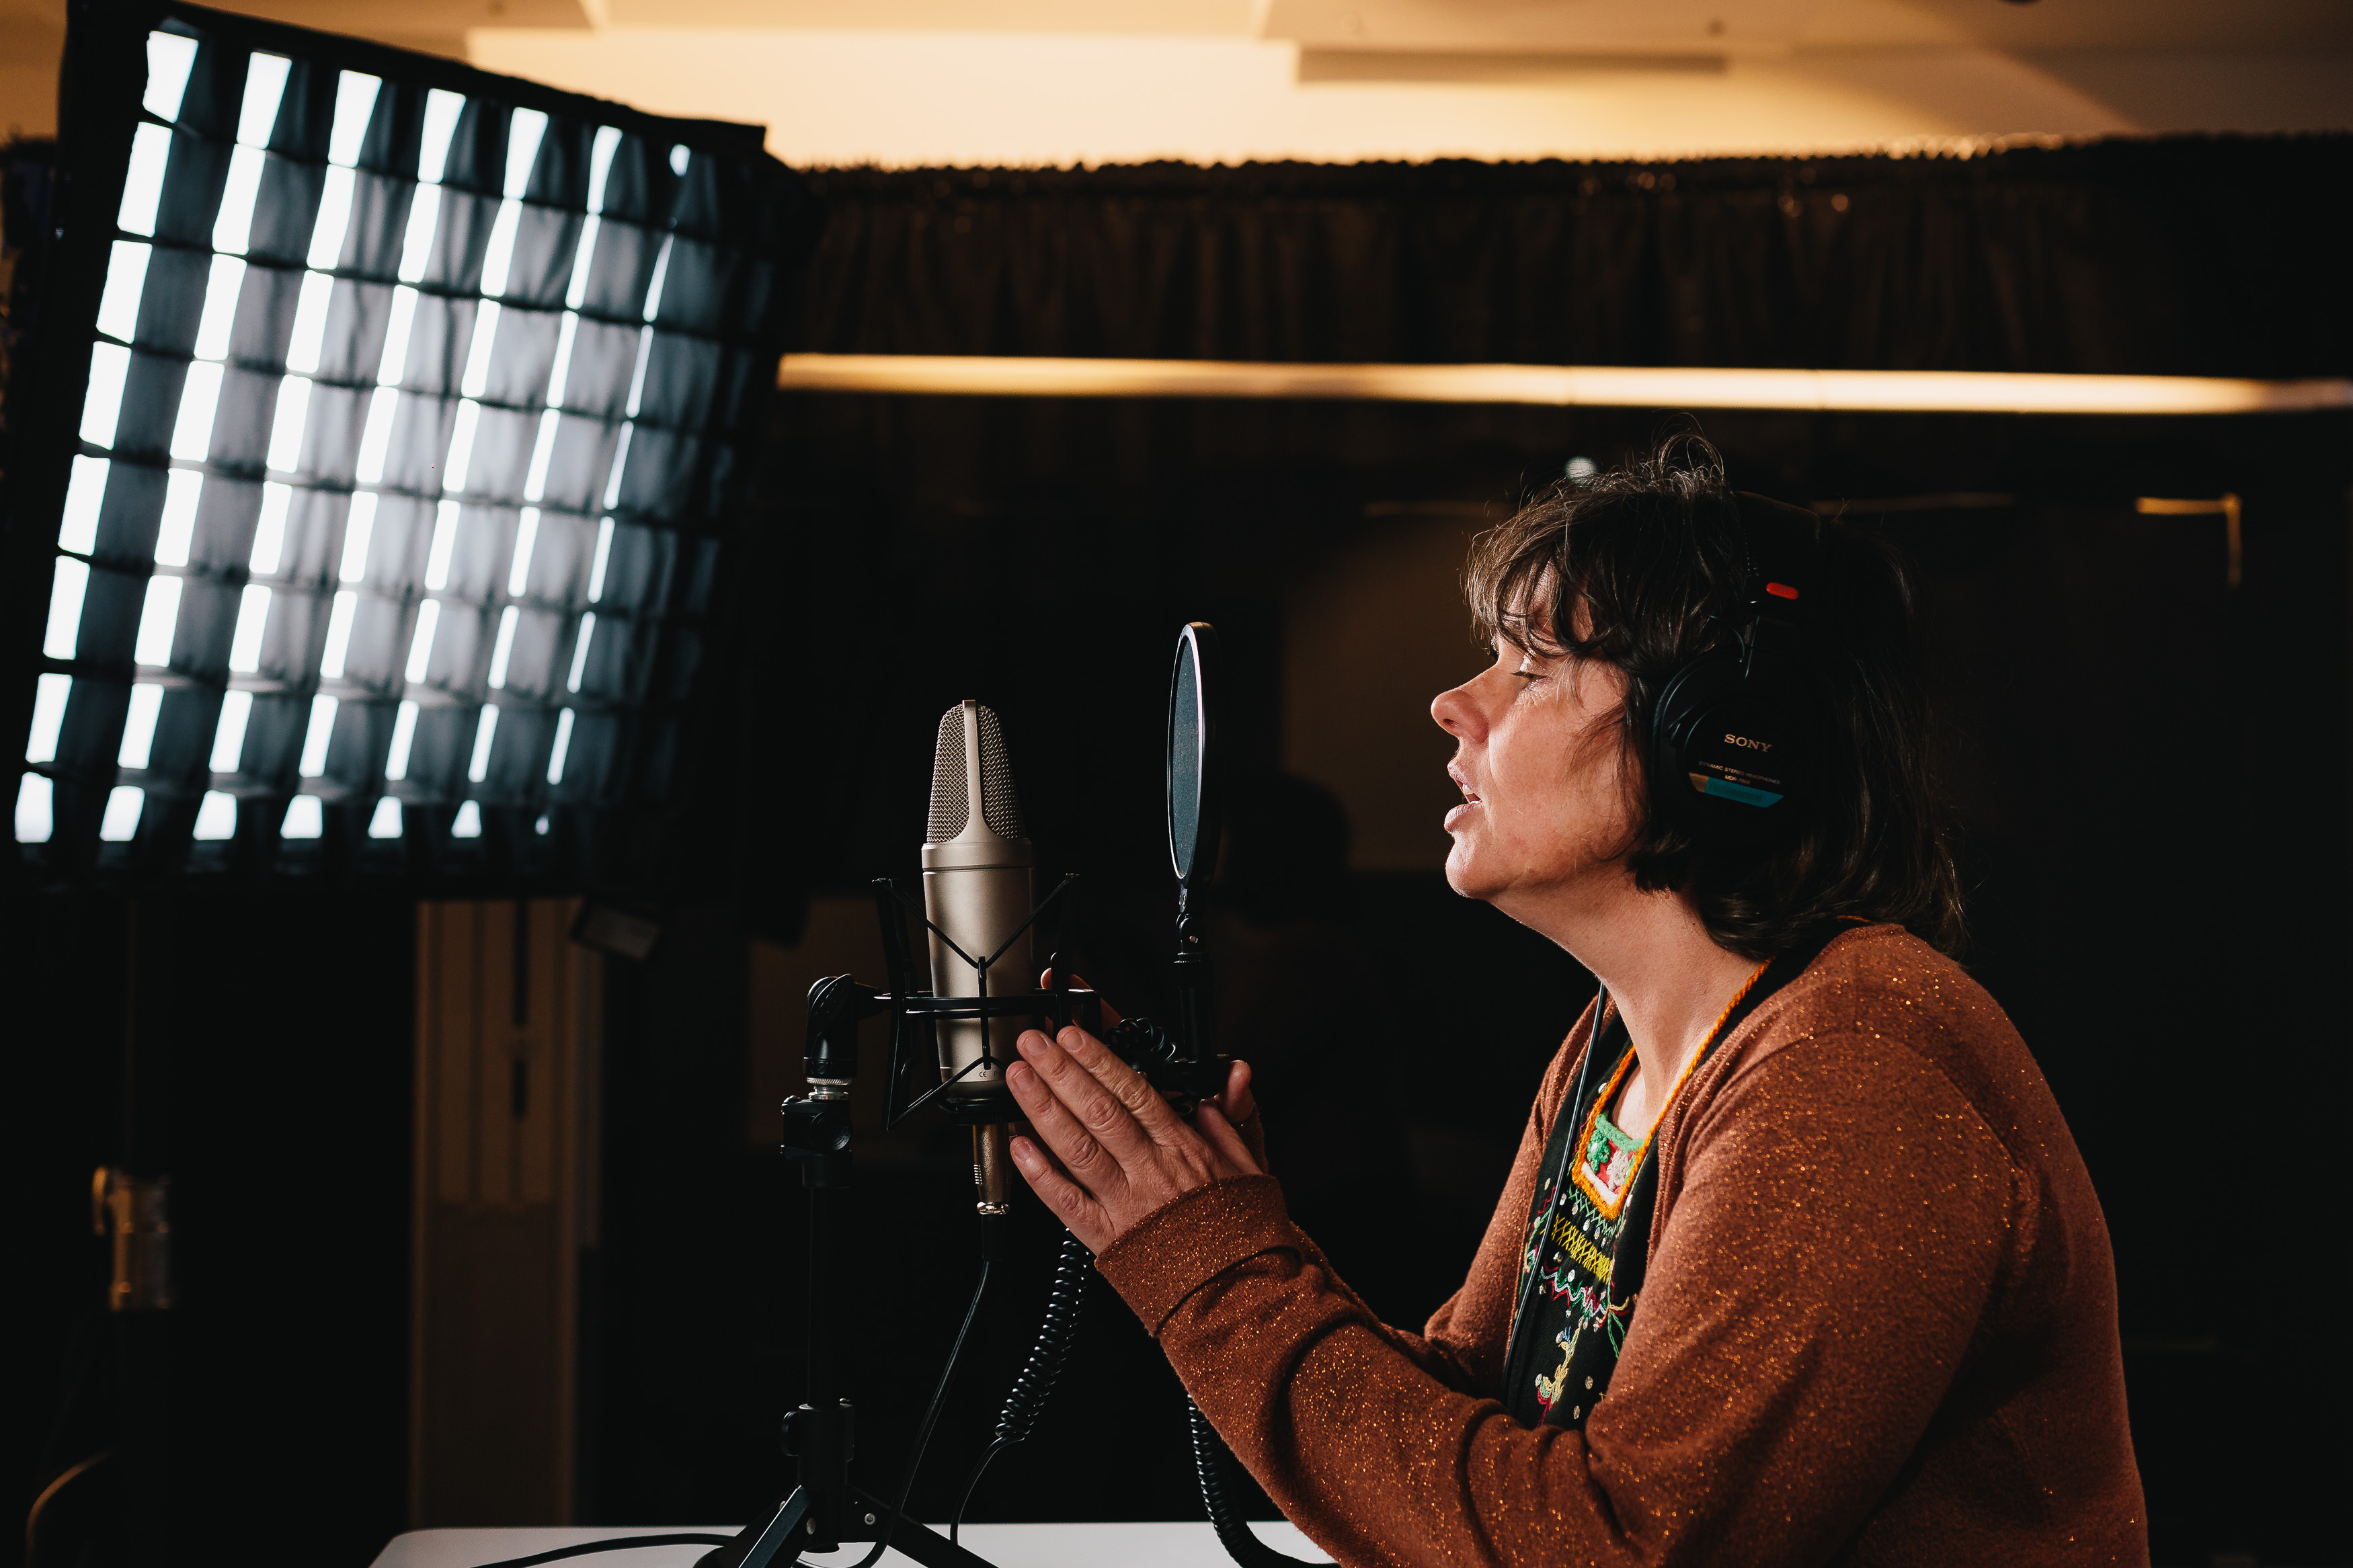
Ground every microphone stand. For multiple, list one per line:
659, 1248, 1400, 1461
709, 878, 1082, 1568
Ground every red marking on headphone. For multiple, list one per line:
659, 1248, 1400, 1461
1765, 582, 1800, 600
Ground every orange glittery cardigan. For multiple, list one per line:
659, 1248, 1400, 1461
1095, 923, 2149, 1567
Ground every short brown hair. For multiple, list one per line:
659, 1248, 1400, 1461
1464, 434, 1965, 958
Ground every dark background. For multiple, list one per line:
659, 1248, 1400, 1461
9, 140, 2352, 1567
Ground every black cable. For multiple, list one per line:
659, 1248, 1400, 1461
465, 1254, 998, 1568
1188, 1400, 1320, 1568
951, 1228, 1090, 1542
462, 1534, 735, 1567
849, 1250, 995, 1568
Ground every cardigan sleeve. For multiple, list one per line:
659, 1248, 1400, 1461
1093, 1028, 2019, 1568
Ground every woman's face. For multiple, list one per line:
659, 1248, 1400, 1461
1429, 621, 1637, 921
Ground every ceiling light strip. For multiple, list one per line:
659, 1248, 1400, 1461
774, 355, 2353, 416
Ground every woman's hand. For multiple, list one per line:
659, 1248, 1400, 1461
1006, 1024, 1264, 1254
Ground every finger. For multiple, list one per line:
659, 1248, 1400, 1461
1009, 1134, 1112, 1252
1006, 1052, 1128, 1199
1058, 1026, 1191, 1143
1021, 1029, 1164, 1165
1213, 1059, 1258, 1124
1191, 1102, 1261, 1177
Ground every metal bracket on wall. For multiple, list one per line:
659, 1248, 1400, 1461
2137, 494, 2243, 588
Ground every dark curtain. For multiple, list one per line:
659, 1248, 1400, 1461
604, 137, 2353, 1568
791, 136, 2353, 375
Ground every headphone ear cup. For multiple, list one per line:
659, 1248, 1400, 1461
1652, 655, 1812, 844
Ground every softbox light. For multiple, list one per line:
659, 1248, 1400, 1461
5, 0, 817, 882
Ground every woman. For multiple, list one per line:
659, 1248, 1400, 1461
1004, 439, 2147, 1566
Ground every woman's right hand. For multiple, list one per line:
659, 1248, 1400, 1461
1043, 966, 1270, 1173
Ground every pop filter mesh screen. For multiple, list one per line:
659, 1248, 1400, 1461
9, 5, 815, 882
1168, 652, 1200, 881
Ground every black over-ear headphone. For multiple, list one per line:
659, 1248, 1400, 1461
1648, 491, 1825, 845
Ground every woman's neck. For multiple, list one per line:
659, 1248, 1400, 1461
1522, 876, 1760, 1142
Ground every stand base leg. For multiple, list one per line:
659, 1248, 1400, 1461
698, 1486, 1001, 1568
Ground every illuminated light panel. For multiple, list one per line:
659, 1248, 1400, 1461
444, 400, 481, 493
772, 355, 2353, 416
117, 124, 171, 237
424, 501, 460, 590
100, 784, 145, 841
81, 342, 131, 448
460, 300, 500, 398
450, 800, 481, 837
405, 600, 440, 682
210, 689, 252, 772
143, 32, 197, 120
368, 796, 403, 838
227, 585, 271, 672
96, 242, 152, 342
26, 674, 71, 764
487, 605, 518, 688
354, 387, 398, 483
192, 254, 245, 360
341, 493, 376, 581
156, 469, 202, 566
567, 612, 594, 692
385, 699, 418, 780
282, 794, 323, 839
59, 457, 108, 553
251, 483, 292, 573
377, 286, 420, 386
587, 518, 612, 601
16, 774, 55, 843
521, 409, 560, 501
319, 591, 358, 678
600, 425, 631, 509
44, 559, 90, 659
545, 706, 573, 784
508, 507, 540, 595
327, 71, 381, 165
134, 574, 182, 666
120, 682, 164, 768
284, 272, 333, 373
268, 378, 311, 472
298, 695, 337, 776
192, 790, 237, 840
171, 361, 224, 461
467, 704, 498, 782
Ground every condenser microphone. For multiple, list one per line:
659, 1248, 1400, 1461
922, 700, 1032, 1216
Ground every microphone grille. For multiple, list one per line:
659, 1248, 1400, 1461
975, 703, 1026, 841
927, 701, 1028, 843
928, 704, 970, 842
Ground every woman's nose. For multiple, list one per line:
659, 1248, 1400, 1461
1431, 680, 1480, 742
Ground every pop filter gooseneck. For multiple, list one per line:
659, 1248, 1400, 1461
1164, 622, 1236, 1104
1166, 624, 1319, 1568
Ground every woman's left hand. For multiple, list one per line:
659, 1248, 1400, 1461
1005, 1024, 1263, 1254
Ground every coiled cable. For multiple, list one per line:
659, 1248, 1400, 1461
951, 1228, 1091, 1541
1189, 1399, 1320, 1568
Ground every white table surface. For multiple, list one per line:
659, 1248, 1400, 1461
370, 1521, 1335, 1568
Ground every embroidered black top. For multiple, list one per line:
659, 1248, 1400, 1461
1499, 925, 1851, 1430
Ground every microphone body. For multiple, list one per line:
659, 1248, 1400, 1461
922, 700, 1031, 1214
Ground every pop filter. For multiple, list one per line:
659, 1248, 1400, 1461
1167, 622, 1223, 901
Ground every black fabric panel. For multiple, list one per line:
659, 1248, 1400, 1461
151, 128, 231, 248
253, 586, 327, 684
342, 595, 405, 688
90, 459, 169, 564
334, 171, 415, 280
525, 116, 592, 212
187, 473, 262, 573
165, 576, 235, 676
149, 684, 218, 783
245, 155, 319, 265
579, 217, 660, 321
294, 382, 368, 483
797, 140, 2353, 377
132, 245, 212, 354
315, 278, 389, 382
504, 205, 581, 310
276, 485, 346, 584
399, 292, 471, 397
226, 259, 303, 366
483, 304, 559, 405
559, 318, 637, 418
